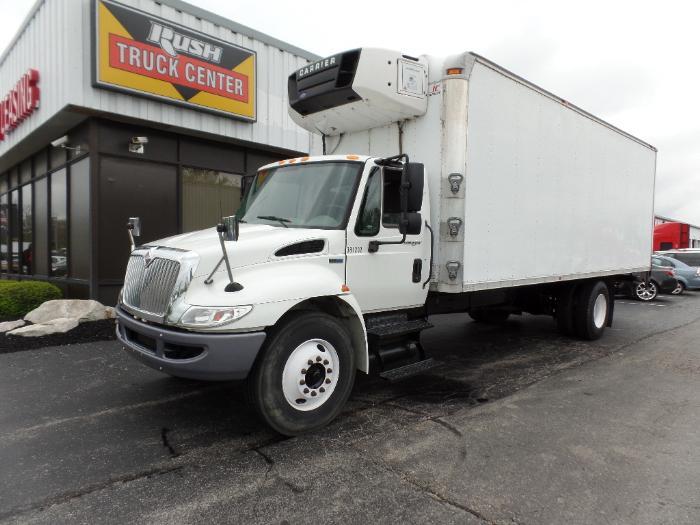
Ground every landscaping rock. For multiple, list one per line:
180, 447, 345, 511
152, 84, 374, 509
0, 319, 26, 333
24, 300, 113, 325
8, 318, 80, 337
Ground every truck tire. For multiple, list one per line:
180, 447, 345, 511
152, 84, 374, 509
469, 309, 510, 324
573, 281, 609, 340
555, 284, 577, 336
247, 312, 356, 436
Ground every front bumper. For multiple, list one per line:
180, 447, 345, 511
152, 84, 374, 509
116, 306, 266, 381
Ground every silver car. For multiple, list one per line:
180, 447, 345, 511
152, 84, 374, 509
653, 253, 700, 294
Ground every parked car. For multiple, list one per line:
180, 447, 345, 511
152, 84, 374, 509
652, 254, 700, 294
618, 263, 678, 301
656, 248, 700, 268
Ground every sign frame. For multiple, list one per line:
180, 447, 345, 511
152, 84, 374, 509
91, 0, 257, 122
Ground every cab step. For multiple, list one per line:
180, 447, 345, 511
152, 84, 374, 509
366, 317, 433, 342
379, 358, 440, 381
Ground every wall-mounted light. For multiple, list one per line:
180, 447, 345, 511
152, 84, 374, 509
129, 136, 148, 154
50, 134, 82, 153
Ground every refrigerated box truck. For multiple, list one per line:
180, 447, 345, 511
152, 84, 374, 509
116, 48, 657, 435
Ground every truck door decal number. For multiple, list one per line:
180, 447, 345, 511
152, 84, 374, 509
347, 246, 363, 254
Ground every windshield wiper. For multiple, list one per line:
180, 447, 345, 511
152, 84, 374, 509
257, 215, 292, 228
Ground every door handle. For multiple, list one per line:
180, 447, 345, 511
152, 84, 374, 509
412, 259, 422, 283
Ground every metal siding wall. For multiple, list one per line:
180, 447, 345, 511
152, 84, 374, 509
0, 0, 319, 159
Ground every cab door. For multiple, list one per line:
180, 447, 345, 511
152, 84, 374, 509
345, 165, 430, 313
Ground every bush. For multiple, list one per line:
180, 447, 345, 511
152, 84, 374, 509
0, 280, 63, 318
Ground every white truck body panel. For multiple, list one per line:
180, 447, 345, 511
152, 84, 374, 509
299, 51, 657, 294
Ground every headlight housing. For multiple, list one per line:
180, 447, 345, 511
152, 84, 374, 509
179, 305, 252, 328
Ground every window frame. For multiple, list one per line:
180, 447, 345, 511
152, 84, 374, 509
354, 167, 382, 237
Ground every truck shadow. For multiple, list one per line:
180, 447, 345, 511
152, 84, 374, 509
139, 313, 608, 445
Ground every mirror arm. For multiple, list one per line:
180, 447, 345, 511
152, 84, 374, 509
203, 255, 225, 285
368, 233, 407, 254
127, 224, 136, 253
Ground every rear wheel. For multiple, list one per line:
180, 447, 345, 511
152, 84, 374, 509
469, 309, 510, 324
247, 312, 356, 436
573, 281, 610, 340
634, 280, 658, 302
671, 281, 685, 295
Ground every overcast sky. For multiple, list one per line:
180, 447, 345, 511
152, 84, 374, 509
2, 0, 699, 224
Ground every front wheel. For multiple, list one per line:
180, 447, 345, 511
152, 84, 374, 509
634, 281, 658, 302
247, 312, 356, 436
671, 281, 685, 295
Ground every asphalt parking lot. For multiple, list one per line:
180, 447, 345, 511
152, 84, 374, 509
1, 293, 700, 524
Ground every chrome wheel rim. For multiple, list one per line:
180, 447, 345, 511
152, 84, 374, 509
282, 338, 339, 411
635, 282, 656, 301
593, 293, 607, 329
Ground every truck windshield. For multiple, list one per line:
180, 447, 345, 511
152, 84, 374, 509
238, 161, 362, 229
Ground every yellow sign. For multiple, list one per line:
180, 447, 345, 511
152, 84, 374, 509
93, 0, 256, 121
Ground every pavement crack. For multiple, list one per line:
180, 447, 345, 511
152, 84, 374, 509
428, 417, 464, 438
161, 427, 180, 458
0, 465, 184, 522
373, 458, 494, 524
252, 447, 275, 467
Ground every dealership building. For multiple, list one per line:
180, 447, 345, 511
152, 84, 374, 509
0, 0, 320, 303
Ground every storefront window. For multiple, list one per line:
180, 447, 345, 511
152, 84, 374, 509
34, 178, 48, 276
181, 167, 243, 232
50, 169, 68, 277
0, 194, 7, 273
22, 184, 33, 274
69, 158, 90, 279
9, 190, 20, 272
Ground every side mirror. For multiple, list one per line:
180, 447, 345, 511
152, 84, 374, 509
221, 215, 240, 242
127, 217, 141, 252
127, 217, 141, 237
399, 212, 422, 235
404, 163, 424, 212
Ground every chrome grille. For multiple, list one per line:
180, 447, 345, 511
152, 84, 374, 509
122, 255, 181, 317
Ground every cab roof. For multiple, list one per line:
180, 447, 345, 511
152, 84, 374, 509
258, 155, 371, 172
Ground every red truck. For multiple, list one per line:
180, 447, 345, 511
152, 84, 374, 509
654, 222, 690, 251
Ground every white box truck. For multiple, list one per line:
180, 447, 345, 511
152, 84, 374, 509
116, 48, 657, 435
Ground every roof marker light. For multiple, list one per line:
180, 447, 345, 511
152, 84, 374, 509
341, 284, 350, 292
278, 160, 286, 165
346, 155, 360, 160
446, 67, 463, 75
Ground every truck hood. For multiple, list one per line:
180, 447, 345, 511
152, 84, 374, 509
151, 224, 338, 278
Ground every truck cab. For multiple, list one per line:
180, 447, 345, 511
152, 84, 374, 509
117, 152, 432, 435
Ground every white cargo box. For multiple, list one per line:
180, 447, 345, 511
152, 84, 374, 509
291, 50, 657, 293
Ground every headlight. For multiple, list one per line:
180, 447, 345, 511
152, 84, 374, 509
179, 305, 252, 328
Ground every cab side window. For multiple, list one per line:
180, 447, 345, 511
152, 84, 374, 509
355, 168, 381, 236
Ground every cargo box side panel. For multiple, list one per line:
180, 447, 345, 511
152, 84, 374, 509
460, 62, 656, 290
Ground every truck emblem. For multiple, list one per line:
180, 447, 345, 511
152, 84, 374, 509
144, 248, 157, 268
